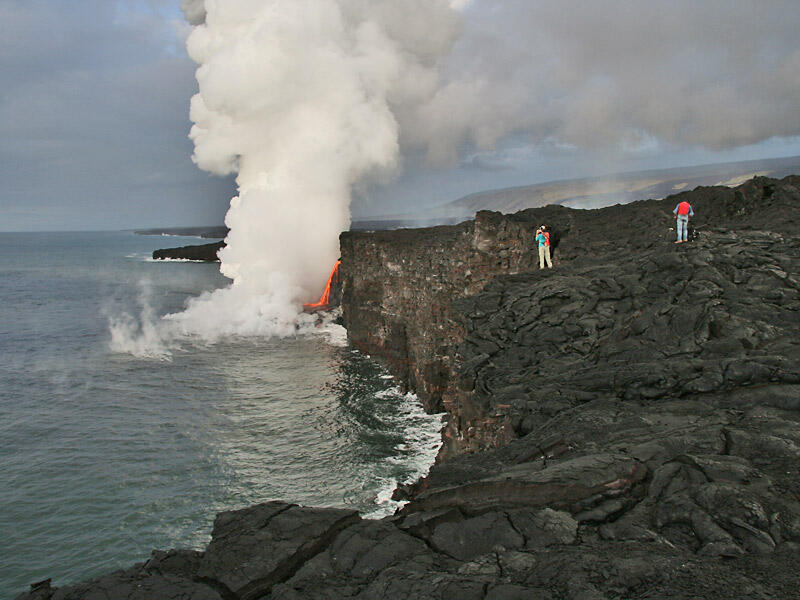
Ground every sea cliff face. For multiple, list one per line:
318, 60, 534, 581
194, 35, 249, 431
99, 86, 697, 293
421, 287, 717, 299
340, 213, 547, 455
17, 176, 800, 599
341, 176, 800, 458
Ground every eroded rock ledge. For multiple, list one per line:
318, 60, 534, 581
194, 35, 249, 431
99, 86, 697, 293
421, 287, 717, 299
18, 176, 800, 599
152, 240, 225, 261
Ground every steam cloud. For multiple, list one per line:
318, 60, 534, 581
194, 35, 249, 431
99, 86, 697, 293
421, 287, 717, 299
168, 0, 461, 339
168, 0, 799, 340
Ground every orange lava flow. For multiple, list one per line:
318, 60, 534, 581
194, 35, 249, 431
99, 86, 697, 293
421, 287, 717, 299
303, 260, 341, 310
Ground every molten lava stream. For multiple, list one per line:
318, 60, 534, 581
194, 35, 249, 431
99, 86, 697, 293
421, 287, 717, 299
303, 260, 341, 312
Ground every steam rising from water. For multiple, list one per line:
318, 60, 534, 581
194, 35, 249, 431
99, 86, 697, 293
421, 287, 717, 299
168, 0, 461, 338
108, 279, 347, 357
108, 282, 174, 359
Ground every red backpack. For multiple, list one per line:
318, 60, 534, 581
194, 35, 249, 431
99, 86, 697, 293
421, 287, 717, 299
677, 201, 691, 215
544, 231, 551, 247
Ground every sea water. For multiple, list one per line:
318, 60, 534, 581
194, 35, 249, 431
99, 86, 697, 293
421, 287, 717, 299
0, 231, 443, 598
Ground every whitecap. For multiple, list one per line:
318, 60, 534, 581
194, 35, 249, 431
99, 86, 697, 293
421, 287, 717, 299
363, 391, 445, 519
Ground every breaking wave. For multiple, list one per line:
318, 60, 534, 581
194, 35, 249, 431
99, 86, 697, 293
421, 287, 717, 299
365, 388, 445, 519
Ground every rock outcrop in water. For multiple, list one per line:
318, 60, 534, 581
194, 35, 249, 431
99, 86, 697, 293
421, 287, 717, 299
152, 240, 225, 261
17, 176, 800, 599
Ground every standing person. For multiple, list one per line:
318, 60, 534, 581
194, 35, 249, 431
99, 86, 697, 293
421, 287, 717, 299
536, 226, 552, 269
673, 200, 694, 243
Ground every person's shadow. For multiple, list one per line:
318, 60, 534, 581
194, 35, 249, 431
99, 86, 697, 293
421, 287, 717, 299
549, 229, 561, 259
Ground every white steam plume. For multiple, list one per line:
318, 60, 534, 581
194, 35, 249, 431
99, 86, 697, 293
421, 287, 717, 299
172, 0, 460, 338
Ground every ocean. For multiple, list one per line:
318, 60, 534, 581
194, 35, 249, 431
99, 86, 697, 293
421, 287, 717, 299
0, 231, 443, 598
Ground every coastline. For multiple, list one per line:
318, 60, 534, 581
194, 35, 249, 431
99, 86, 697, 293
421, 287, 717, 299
16, 175, 800, 599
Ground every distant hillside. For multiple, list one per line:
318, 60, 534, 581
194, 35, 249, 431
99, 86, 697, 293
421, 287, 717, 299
135, 156, 800, 235
428, 154, 800, 219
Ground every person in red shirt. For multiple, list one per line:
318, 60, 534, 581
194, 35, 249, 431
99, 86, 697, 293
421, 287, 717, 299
673, 201, 694, 243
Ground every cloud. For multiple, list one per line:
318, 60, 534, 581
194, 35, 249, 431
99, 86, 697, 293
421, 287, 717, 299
398, 0, 800, 165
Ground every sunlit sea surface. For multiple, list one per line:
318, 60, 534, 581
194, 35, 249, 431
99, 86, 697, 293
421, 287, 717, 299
0, 231, 442, 598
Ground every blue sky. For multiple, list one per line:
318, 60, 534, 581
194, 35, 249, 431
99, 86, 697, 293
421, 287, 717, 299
2, 0, 799, 230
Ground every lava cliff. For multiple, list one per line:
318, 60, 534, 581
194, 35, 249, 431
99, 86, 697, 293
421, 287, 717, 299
341, 176, 800, 458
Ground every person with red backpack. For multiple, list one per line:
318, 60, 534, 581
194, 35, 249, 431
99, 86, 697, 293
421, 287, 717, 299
673, 200, 694, 243
535, 225, 552, 269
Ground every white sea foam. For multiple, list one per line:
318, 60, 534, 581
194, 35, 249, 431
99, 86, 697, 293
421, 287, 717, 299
364, 390, 445, 519
374, 387, 400, 399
